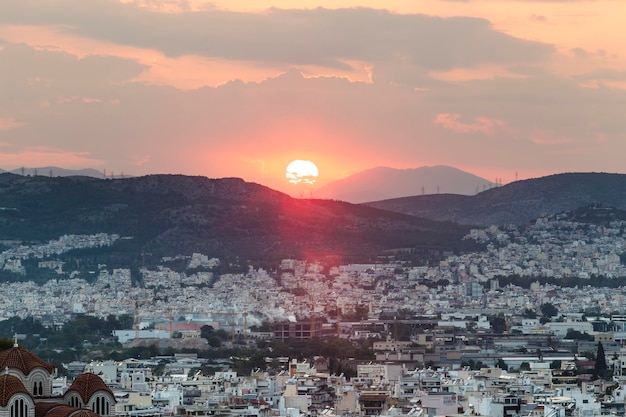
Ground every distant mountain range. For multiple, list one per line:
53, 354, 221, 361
366, 172, 626, 226
3, 166, 105, 178
314, 165, 494, 203
11, 165, 492, 202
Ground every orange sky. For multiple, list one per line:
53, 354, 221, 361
0, 0, 625, 196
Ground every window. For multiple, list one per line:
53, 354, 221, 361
32, 380, 43, 396
10, 397, 29, 417
69, 395, 81, 407
92, 395, 110, 415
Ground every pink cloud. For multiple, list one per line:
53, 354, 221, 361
0, 117, 22, 130
0, 147, 105, 168
57, 96, 103, 104
434, 113, 507, 135
530, 129, 575, 145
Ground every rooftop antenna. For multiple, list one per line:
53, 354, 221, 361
231, 312, 236, 343
394, 315, 398, 341
134, 301, 140, 340
337, 301, 341, 338
310, 296, 316, 338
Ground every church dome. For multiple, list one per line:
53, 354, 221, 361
0, 346, 54, 375
0, 374, 31, 407
66, 373, 114, 403
37, 404, 102, 417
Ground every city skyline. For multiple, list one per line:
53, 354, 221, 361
1, 0, 625, 194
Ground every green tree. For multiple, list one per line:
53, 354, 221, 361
565, 329, 594, 341
595, 342, 610, 379
489, 315, 507, 334
522, 308, 537, 319
0, 337, 13, 351
540, 303, 558, 322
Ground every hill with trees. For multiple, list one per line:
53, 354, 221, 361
365, 172, 626, 226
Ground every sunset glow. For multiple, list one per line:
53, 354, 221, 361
0, 0, 624, 194
286, 160, 319, 185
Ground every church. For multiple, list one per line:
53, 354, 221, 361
0, 342, 115, 417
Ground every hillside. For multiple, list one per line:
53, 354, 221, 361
365, 172, 626, 226
0, 173, 476, 266
314, 165, 493, 203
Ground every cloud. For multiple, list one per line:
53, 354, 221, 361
0, 39, 624, 182
0, 1, 553, 73
575, 68, 626, 82
0, 117, 22, 130
441, 0, 610, 2
0, 43, 147, 107
530, 14, 547, 22
530, 129, 575, 145
0, 147, 105, 169
434, 113, 508, 135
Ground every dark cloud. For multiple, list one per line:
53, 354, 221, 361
0, 1, 553, 71
574, 68, 626, 82
0, 44, 147, 103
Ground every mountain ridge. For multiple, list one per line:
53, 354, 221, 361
6, 166, 105, 178
314, 165, 494, 203
0, 173, 475, 266
365, 172, 626, 226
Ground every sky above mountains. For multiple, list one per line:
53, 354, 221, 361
0, 0, 625, 194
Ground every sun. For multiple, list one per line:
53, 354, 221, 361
286, 160, 319, 185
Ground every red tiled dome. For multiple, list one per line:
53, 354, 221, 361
0, 346, 54, 375
37, 404, 101, 417
66, 373, 114, 404
67, 410, 104, 417
36, 402, 63, 416
0, 374, 31, 407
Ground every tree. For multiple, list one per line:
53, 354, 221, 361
522, 308, 537, 319
540, 303, 558, 322
489, 315, 507, 334
595, 342, 610, 379
565, 329, 594, 341
0, 337, 13, 351
200, 325, 215, 340
466, 321, 478, 333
